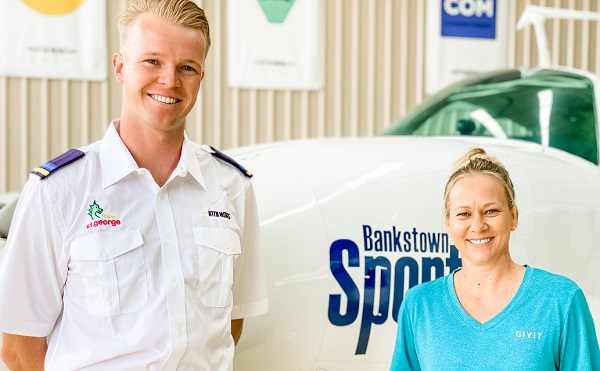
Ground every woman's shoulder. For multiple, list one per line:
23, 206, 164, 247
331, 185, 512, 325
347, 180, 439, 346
527, 266, 581, 297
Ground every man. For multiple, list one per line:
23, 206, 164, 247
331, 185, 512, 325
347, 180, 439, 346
0, 0, 268, 369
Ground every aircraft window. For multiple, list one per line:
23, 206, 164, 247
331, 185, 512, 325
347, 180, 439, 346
385, 72, 598, 164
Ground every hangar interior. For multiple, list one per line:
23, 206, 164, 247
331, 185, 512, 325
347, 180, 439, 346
1, 0, 599, 192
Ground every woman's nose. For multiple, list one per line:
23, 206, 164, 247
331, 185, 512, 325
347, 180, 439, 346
469, 215, 488, 232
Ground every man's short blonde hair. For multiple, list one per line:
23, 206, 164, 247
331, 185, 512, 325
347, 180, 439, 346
118, 0, 211, 57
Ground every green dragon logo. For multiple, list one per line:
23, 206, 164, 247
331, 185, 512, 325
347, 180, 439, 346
87, 200, 104, 221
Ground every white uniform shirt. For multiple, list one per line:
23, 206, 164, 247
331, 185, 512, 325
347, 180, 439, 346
0, 122, 268, 370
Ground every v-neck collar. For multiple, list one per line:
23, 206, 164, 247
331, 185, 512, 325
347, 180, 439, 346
447, 265, 533, 331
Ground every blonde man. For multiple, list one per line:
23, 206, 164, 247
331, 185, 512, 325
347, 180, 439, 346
0, 1, 267, 369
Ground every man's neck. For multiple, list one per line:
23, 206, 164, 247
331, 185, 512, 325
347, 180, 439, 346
116, 120, 184, 187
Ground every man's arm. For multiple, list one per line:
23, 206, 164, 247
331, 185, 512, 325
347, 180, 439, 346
1, 333, 47, 370
231, 319, 244, 345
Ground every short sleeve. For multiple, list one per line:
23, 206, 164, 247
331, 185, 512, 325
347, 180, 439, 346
559, 289, 600, 370
230, 181, 268, 319
0, 178, 66, 336
390, 293, 421, 371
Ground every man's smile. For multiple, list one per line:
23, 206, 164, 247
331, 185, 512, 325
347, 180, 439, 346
150, 94, 180, 104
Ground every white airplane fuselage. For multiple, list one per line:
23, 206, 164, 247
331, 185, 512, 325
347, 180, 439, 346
230, 137, 600, 370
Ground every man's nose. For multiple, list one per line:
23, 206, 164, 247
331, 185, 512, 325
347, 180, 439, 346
157, 67, 181, 87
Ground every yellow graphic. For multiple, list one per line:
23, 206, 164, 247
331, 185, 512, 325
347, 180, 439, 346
23, 0, 84, 15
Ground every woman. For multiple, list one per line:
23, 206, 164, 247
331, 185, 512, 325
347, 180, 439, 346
390, 147, 599, 370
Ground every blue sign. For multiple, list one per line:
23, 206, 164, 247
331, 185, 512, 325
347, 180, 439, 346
441, 0, 497, 39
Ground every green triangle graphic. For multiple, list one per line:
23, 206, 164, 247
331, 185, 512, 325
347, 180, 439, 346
257, 0, 296, 24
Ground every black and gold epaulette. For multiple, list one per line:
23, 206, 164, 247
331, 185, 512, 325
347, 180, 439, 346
209, 146, 253, 178
31, 149, 85, 180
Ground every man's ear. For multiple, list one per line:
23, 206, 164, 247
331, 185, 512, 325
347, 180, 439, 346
113, 52, 125, 84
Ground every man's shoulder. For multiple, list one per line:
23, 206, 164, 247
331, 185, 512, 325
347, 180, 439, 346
29, 141, 100, 182
192, 143, 253, 178
30, 148, 86, 180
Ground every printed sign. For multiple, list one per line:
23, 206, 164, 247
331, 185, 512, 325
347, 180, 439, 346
0, 0, 106, 81
426, 0, 507, 94
227, 0, 321, 90
441, 0, 497, 39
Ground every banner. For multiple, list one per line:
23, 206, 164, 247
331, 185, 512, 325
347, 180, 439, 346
227, 0, 321, 90
426, 0, 508, 95
0, 0, 106, 81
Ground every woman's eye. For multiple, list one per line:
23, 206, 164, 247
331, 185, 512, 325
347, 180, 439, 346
146, 59, 158, 65
182, 66, 196, 72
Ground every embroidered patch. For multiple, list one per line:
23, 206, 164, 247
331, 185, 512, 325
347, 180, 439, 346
86, 200, 122, 229
202, 210, 233, 220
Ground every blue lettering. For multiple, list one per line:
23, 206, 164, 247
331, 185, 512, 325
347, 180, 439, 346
411, 228, 418, 250
403, 231, 411, 252
391, 257, 419, 322
382, 230, 392, 252
328, 234, 464, 355
356, 257, 391, 355
428, 233, 440, 253
363, 225, 373, 251
392, 227, 402, 251
419, 232, 427, 252
374, 230, 383, 251
422, 257, 444, 283
446, 245, 462, 272
328, 240, 361, 326
444, 0, 494, 17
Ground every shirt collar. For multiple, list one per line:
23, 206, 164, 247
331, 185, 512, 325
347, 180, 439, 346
100, 121, 139, 189
181, 132, 207, 190
99, 121, 207, 190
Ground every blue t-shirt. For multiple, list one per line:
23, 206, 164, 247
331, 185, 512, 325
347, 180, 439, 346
390, 266, 599, 370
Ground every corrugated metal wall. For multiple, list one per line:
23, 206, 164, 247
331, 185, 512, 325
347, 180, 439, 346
1, 0, 599, 192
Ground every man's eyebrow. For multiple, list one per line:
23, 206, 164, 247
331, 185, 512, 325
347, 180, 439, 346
140, 51, 202, 66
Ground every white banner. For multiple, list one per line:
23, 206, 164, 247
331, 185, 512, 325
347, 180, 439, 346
227, 0, 321, 90
0, 0, 106, 81
426, 0, 508, 95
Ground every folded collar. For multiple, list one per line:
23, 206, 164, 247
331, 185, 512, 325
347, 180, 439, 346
99, 121, 207, 190
100, 121, 138, 189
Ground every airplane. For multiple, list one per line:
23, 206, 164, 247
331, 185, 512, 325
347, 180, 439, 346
1, 5, 599, 371
232, 6, 600, 365
228, 68, 600, 370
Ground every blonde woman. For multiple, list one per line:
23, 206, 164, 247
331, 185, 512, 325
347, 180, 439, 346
390, 147, 599, 370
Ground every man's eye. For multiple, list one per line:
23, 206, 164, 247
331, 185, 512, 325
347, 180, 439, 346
182, 66, 196, 72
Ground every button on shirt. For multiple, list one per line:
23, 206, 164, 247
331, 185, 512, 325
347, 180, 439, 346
0, 122, 268, 370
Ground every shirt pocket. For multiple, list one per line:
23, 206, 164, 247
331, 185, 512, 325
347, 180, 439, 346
194, 228, 242, 308
70, 230, 148, 316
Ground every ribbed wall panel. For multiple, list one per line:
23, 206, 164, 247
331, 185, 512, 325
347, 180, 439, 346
0, 0, 599, 192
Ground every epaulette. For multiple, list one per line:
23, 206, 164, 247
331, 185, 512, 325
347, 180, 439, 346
209, 146, 253, 178
31, 148, 85, 180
